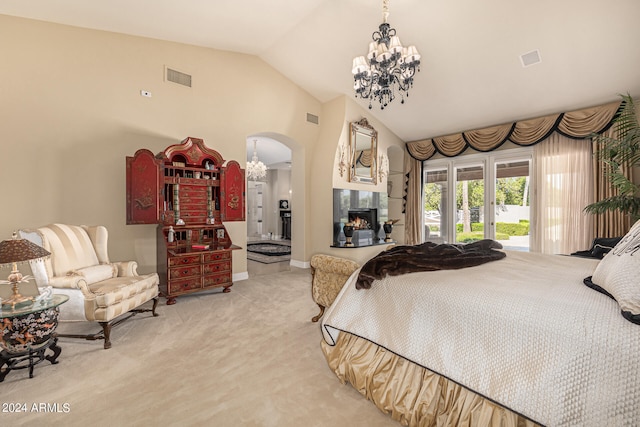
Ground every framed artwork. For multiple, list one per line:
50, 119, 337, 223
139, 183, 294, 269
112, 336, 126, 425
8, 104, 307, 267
279, 200, 289, 209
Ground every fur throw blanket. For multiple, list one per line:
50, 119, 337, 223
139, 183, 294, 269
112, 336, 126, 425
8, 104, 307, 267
356, 239, 506, 290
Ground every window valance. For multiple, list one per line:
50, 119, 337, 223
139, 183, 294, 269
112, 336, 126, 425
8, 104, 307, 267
406, 100, 621, 160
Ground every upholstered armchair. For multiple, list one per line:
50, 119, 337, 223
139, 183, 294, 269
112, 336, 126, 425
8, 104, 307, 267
310, 254, 359, 322
19, 224, 160, 349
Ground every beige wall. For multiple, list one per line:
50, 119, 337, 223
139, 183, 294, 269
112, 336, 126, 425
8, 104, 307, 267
0, 15, 325, 277
311, 97, 406, 266
1, 15, 405, 277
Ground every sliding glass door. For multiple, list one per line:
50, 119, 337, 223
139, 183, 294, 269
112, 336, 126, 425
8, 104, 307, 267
423, 149, 532, 250
455, 164, 485, 244
494, 159, 530, 250
424, 168, 450, 243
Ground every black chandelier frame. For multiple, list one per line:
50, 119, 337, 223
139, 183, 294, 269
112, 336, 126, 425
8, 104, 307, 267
353, 21, 421, 110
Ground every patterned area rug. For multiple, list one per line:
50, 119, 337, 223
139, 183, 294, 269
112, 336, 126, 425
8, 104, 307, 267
247, 242, 291, 264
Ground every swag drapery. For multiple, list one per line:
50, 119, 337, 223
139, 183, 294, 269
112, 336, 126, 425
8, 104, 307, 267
403, 100, 627, 246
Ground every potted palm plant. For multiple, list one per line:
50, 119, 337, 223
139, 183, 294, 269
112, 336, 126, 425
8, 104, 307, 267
584, 94, 640, 222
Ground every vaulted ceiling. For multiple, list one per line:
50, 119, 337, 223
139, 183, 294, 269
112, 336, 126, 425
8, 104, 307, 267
3, 0, 640, 145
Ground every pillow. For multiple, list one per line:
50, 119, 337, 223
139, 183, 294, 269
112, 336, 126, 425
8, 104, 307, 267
585, 220, 640, 324
590, 236, 622, 258
68, 264, 117, 285
571, 236, 622, 259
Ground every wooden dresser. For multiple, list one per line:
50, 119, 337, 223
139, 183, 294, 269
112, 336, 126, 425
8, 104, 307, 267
126, 137, 245, 304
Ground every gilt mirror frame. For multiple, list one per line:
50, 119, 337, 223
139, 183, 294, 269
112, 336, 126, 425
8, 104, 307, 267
349, 118, 378, 184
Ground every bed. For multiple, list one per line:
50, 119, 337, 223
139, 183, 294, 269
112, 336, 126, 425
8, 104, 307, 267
320, 226, 640, 427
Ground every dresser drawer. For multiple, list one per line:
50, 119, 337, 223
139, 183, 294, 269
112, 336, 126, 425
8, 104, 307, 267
169, 265, 202, 279
180, 193, 207, 206
180, 211, 208, 222
168, 277, 202, 294
203, 261, 231, 275
179, 186, 207, 197
203, 251, 231, 262
203, 272, 231, 288
168, 255, 201, 267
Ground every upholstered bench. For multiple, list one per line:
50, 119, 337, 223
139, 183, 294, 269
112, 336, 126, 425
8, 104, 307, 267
20, 224, 160, 349
310, 254, 359, 322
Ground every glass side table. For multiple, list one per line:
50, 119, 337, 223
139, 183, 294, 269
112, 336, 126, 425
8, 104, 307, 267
0, 294, 69, 382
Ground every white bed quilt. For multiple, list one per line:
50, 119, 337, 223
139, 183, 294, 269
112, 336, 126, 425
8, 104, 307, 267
322, 251, 640, 426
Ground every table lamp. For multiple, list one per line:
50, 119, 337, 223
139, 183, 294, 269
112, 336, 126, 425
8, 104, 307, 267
0, 232, 51, 309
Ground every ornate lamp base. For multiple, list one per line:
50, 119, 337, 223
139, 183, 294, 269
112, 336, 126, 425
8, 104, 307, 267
2, 282, 34, 310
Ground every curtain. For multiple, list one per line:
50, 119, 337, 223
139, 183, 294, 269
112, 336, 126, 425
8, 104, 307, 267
531, 134, 594, 254
402, 100, 623, 246
406, 101, 620, 161
592, 127, 633, 237
403, 152, 422, 245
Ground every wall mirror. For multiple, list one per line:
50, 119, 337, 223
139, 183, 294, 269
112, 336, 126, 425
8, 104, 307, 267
349, 118, 377, 184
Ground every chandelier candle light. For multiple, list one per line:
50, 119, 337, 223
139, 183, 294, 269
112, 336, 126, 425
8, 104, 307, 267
246, 139, 267, 181
352, 0, 421, 110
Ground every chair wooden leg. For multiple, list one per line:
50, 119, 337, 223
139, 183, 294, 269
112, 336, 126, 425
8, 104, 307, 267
58, 305, 159, 349
151, 297, 159, 317
100, 322, 112, 349
311, 304, 325, 323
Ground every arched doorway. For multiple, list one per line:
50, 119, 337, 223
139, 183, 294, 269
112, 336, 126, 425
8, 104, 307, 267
245, 134, 301, 276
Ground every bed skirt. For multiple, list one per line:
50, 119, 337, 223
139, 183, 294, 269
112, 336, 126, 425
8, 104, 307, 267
321, 332, 541, 427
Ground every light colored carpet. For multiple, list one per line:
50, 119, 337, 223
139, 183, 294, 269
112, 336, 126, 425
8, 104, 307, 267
2, 268, 398, 427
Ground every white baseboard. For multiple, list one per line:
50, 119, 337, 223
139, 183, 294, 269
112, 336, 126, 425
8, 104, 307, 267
290, 259, 310, 269
233, 271, 249, 282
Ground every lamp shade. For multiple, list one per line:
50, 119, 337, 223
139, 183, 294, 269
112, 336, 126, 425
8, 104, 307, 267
405, 45, 421, 63
352, 56, 368, 75
388, 36, 403, 54
0, 233, 51, 267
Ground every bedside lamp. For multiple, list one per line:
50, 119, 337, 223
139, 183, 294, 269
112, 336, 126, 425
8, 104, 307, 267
0, 232, 51, 309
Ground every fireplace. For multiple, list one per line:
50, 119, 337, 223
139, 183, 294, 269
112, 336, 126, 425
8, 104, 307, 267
332, 189, 388, 247
348, 208, 378, 231
346, 208, 380, 245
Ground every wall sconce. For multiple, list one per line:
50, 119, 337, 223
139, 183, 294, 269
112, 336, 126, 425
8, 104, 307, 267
338, 144, 348, 178
378, 153, 389, 181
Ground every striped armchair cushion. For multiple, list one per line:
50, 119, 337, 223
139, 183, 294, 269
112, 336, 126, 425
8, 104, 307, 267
38, 224, 103, 278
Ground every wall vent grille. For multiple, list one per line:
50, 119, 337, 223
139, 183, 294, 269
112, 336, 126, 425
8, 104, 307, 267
306, 113, 319, 124
166, 67, 192, 87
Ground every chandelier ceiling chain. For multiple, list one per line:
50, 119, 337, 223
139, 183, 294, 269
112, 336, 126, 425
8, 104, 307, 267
352, 0, 421, 110
246, 139, 267, 181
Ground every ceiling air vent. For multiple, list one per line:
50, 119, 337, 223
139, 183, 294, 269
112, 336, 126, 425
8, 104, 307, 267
166, 67, 192, 87
520, 50, 541, 67
306, 113, 319, 125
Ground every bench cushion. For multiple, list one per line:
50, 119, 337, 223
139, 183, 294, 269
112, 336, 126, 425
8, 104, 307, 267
84, 273, 159, 322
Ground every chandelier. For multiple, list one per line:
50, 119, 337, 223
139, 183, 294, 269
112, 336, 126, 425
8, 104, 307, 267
246, 139, 267, 181
352, 0, 421, 110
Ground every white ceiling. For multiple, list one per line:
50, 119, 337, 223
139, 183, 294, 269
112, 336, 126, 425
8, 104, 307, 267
3, 0, 640, 148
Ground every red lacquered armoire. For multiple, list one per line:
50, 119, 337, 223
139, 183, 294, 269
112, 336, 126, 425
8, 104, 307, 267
126, 137, 245, 304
